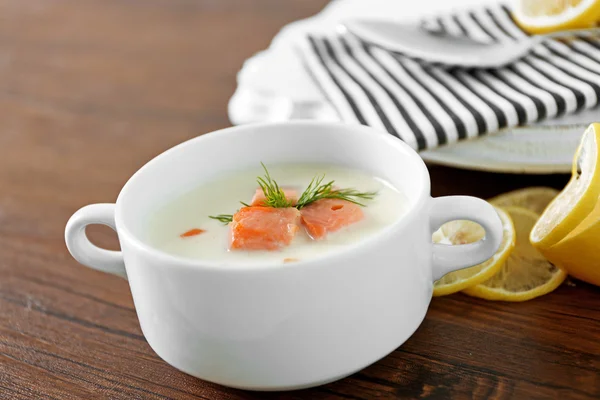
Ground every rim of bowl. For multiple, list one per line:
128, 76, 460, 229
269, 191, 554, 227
115, 121, 431, 272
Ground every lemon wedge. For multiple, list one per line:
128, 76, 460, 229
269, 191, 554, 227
432, 207, 516, 297
540, 199, 600, 286
463, 207, 567, 302
513, 0, 600, 34
530, 123, 600, 249
489, 187, 559, 215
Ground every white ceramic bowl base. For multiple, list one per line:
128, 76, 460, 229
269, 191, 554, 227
65, 122, 504, 391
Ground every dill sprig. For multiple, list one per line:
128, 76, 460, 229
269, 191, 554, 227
208, 163, 377, 223
296, 174, 377, 209
256, 162, 293, 208
209, 214, 233, 224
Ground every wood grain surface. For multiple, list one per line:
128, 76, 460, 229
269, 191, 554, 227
0, 0, 598, 399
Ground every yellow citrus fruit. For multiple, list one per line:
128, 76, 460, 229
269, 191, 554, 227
513, 0, 600, 35
530, 123, 600, 249
463, 207, 567, 302
538, 194, 600, 286
489, 187, 559, 215
432, 207, 516, 297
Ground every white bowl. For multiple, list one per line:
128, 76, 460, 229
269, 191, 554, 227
65, 121, 503, 390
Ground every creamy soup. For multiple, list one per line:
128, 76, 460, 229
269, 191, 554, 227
146, 163, 409, 264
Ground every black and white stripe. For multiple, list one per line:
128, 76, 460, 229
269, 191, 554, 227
299, 3, 600, 151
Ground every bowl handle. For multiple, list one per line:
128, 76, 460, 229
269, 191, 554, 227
429, 196, 503, 282
65, 203, 127, 279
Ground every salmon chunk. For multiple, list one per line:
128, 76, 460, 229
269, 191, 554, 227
230, 206, 301, 251
250, 188, 298, 206
300, 199, 364, 240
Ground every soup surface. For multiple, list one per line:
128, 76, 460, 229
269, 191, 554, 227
146, 163, 409, 264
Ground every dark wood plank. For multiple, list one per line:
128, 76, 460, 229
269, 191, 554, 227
0, 0, 599, 399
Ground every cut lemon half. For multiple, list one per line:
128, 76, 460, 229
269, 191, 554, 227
513, 0, 600, 35
530, 123, 600, 250
463, 207, 567, 302
489, 187, 559, 215
538, 197, 600, 286
432, 207, 516, 297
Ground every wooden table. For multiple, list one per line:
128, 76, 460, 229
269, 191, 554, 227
1, 0, 598, 399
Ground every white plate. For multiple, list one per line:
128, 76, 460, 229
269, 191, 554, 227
228, 0, 597, 174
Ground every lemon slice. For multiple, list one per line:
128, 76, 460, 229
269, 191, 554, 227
538, 194, 600, 286
432, 207, 515, 297
513, 0, 600, 34
463, 207, 567, 302
489, 187, 559, 215
530, 123, 600, 249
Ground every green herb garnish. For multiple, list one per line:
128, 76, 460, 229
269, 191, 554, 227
295, 174, 377, 209
209, 163, 377, 223
209, 214, 233, 224
256, 162, 294, 208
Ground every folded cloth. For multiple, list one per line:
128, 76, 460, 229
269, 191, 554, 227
297, 3, 600, 151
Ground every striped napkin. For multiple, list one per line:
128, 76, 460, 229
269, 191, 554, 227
299, 3, 600, 151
